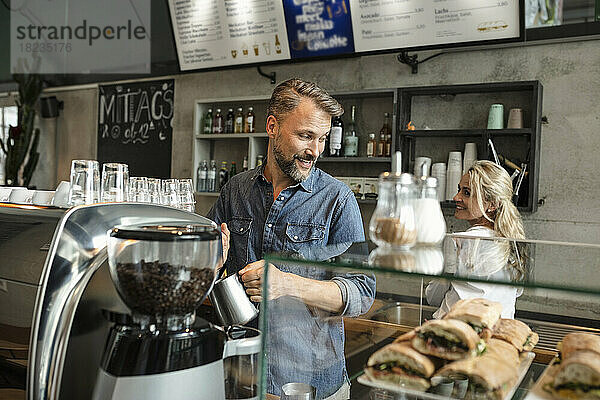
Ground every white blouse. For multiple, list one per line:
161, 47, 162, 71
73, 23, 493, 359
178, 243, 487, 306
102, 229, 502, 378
425, 226, 523, 319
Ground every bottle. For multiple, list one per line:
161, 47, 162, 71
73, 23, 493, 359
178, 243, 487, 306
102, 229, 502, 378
203, 108, 213, 134
234, 107, 244, 133
256, 154, 263, 167
213, 108, 224, 134
328, 116, 343, 157
242, 155, 248, 172
275, 34, 282, 54
385, 133, 392, 157
207, 160, 217, 192
343, 105, 359, 157
367, 133, 376, 157
244, 106, 255, 133
414, 176, 446, 245
230, 161, 237, 177
378, 112, 391, 157
197, 160, 208, 192
219, 161, 229, 190
225, 108, 234, 133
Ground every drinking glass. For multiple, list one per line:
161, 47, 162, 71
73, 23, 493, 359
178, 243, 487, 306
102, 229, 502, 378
178, 178, 195, 212
101, 163, 129, 202
128, 177, 149, 203
68, 159, 100, 206
148, 178, 162, 204
161, 179, 180, 208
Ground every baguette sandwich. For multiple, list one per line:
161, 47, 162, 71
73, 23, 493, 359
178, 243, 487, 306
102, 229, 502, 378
550, 350, 600, 400
435, 354, 519, 400
484, 338, 520, 367
365, 342, 436, 391
444, 298, 502, 340
412, 319, 485, 360
558, 333, 600, 360
492, 318, 539, 352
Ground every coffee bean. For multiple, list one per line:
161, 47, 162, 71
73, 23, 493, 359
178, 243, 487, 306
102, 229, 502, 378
115, 260, 214, 316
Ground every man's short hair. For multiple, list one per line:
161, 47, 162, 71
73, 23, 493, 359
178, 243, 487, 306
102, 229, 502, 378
267, 78, 343, 122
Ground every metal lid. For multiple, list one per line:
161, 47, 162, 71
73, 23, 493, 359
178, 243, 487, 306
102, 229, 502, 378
379, 172, 415, 185
110, 223, 219, 242
425, 177, 438, 188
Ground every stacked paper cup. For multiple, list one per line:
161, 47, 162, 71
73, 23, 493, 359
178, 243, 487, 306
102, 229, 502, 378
463, 143, 477, 174
431, 163, 446, 202
446, 151, 462, 200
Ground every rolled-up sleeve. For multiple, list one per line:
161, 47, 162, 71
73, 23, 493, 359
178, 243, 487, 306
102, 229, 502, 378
332, 274, 376, 317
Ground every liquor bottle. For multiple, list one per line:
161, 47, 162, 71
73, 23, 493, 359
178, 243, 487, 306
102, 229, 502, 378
213, 108, 224, 134
378, 112, 391, 157
242, 155, 248, 172
385, 133, 392, 157
219, 161, 229, 190
328, 116, 343, 157
203, 108, 213, 134
244, 106, 255, 133
207, 160, 217, 192
256, 154, 263, 167
197, 160, 208, 192
275, 34, 282, 54
367, 133, 376, 157
234, 107, 244, 133
230, 161, 237, 177
343, 105, 358, 157
225, 108, 234, 133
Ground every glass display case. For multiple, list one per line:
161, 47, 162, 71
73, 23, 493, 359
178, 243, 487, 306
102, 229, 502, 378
259, 235, 600, 400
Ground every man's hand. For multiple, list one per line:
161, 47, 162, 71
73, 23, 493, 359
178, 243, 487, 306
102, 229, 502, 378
220, 223, 230, 263
238, 260, 289, 303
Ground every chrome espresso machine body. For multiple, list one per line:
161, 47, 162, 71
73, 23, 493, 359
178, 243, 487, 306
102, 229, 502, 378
0, 203, 254, 400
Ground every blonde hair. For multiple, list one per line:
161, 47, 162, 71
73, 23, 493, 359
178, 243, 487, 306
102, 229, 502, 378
468, 160, 527, 280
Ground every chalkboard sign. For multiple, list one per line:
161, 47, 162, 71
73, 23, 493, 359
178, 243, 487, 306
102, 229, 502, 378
97, 79, 174, 178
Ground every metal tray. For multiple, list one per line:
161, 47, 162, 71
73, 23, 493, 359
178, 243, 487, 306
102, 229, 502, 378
358, 352, 535, 400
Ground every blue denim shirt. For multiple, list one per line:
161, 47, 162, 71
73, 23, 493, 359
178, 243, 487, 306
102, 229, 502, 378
208, 165, 376, 399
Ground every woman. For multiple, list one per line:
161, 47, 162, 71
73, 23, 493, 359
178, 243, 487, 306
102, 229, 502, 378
426, 160, 527, 319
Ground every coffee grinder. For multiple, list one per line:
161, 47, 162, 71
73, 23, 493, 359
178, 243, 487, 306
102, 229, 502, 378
92, 223, 259, 400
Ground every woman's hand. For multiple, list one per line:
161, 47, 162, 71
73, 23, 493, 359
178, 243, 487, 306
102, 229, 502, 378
238, 260, 289, 302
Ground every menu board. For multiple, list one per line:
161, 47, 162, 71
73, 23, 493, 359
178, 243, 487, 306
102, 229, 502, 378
168, 0, 290, 70
282, 0, 355, 59
349, 0, 520, 52
97, 79, 173, 178
168, 0, 521, 71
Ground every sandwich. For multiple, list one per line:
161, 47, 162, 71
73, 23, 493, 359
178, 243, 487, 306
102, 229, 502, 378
484, 338, 520, 367
412, 319, 485, 360
492, 318, 539, 352
558, 333, 600, 360
444, 298, 502, 339
435, 354, 519, 400
550, 350, 600, 400
365, 342, 436, 391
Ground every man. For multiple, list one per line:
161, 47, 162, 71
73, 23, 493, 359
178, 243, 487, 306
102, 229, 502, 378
208, 78, 375, 399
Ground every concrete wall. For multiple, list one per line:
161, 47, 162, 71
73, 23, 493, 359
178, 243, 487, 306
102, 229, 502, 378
27, 38, 600, 318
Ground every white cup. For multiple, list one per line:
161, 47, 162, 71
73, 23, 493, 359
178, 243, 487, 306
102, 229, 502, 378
0, 187, 12, 202
52, 181, 71, 207
447, 151, 462, 169
32, 190, 55, 206
446, 167, 462, 200
431, 163, 447, 202
9, 188, 33, 203
463, 143, 477, 174
414, 156, 432, 177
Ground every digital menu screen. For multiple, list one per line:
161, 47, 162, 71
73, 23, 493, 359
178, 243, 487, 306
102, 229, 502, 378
282, 0, 355, 59
168, 0, 522, 71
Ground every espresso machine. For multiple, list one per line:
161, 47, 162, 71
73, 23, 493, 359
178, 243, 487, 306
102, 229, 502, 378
0, 202, 260, 400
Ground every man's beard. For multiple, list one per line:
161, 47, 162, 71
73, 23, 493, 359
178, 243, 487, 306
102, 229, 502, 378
272, 138, 316, 183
